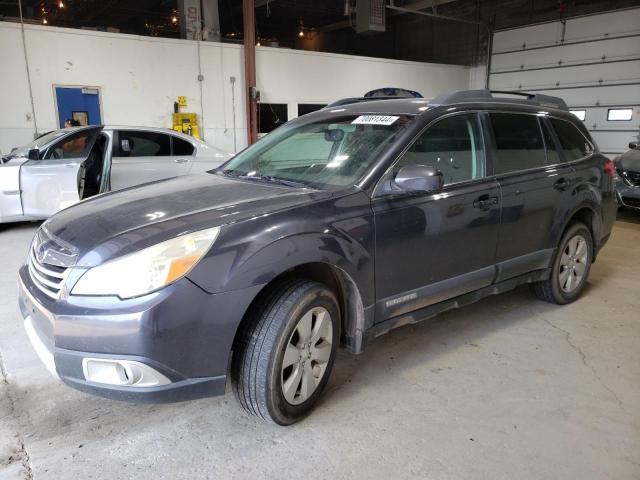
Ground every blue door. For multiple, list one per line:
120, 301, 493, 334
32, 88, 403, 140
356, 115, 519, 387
55, 87, 102, 128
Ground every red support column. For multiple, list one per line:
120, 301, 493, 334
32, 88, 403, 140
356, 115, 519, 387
243, 0, 258, 145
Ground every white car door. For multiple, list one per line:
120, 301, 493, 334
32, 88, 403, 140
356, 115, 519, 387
20, 128, 100, 218
110, 130, 191, 190
0, 158, 25, 222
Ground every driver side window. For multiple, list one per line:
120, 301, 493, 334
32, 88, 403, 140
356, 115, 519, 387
396, 113, 485, 185
44, 131, 95, 160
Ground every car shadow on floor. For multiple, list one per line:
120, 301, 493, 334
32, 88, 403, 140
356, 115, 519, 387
0, 220, 42, 234
616, 208, 640, 224
322, 284, 561, 407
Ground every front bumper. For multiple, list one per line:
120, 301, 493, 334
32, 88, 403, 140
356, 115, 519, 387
18, 266, 262, 403
615, 181, 640, 210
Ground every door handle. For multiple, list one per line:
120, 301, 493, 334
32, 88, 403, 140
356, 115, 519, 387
174, 158, 189, 164
473, 195, 498, 210
64, 162, 77, 167
553, 178, 570, 191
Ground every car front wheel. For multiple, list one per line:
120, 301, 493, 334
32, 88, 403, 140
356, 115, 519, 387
231, 280, 339, 425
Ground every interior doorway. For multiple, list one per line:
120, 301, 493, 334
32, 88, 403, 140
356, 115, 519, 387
54, 86, 102, 128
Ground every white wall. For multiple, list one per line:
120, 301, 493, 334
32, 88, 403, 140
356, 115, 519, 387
0, 21, 470, 155
488, 8, 640, 157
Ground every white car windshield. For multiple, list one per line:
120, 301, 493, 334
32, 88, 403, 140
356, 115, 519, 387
4, 130, 69, 161
218, 114, 413, 190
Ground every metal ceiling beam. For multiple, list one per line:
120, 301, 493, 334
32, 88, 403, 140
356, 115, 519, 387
255, 0, 276, 7
387, 1, 493, 89
399, 0, 459, 11
387, 1, 484, 26
319, 0, 460, 32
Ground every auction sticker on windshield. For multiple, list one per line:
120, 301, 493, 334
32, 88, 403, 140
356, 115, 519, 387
352, 115, 399, 126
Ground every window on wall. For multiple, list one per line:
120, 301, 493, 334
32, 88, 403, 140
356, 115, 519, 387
569, 110, 586, 121
489, 113, 546, 174
607, 108, 633, 121
298, 104, 327, 116
259, 103, 288, 134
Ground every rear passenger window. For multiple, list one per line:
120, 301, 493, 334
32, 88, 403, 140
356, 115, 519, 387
172, 137, 195, 156
397, 113, 485, 184
117, 131, 171, 157
549, 118, 594, 161
489, 113, 546, 174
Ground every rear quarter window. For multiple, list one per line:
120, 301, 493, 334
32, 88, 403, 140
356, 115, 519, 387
549, 118, 594, 161
172, 136, 195, 156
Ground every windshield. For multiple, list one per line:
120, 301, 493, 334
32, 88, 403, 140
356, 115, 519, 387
218, 115, 412, 190
4, 129, 69, 160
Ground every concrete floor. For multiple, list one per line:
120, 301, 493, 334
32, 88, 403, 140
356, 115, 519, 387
1, 215, 639, 480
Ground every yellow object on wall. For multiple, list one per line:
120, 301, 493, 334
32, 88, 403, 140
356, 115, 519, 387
177, 96, 188, 107
172, 112, 200, 139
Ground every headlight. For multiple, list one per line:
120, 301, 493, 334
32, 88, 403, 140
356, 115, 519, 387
71, 226, 220, 298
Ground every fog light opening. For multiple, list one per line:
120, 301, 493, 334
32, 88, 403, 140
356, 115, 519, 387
82, 358, 171, 388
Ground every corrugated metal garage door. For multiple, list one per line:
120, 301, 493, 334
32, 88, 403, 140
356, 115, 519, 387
489, 7, 640, 158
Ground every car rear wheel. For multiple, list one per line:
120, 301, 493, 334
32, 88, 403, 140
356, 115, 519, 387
231, 280, 339, 425
531, 222, 593, 304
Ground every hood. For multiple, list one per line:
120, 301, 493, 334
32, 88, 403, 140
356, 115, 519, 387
44, 173, 330, 266
617, 148, 640, 172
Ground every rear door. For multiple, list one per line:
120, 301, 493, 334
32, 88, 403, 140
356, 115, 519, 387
488, 112, 576, 282
373, 112, 501, 322
110, 130, 190, 190
21, 128, 100, 218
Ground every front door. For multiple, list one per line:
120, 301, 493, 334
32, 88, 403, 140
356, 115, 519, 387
373, 112, 501, 322
21, 128, 100, 218
54, 86, 102, 127
110, 130, 192, 190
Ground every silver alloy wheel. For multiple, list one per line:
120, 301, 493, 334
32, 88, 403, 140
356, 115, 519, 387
558, 234, 589, 293
281, 306, 333, 405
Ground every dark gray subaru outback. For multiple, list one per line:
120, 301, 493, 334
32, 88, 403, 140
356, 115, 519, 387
19, 90, 617, 424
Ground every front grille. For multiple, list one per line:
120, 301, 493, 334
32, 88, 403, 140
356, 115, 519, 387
621, 196, 640, 208
27, 245, 70, 299
623, 170, 640, 187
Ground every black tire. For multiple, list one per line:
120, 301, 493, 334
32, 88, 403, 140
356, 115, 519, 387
531, 222, 593, 304
231, 279, 340, 425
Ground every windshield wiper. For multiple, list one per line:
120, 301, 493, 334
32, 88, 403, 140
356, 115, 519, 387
238, 174, 308, 188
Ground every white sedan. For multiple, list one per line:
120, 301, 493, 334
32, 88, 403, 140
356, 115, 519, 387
0, 126, 232, 223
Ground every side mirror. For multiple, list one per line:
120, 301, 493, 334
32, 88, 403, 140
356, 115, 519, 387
393, 165, 444, 193
629, 141, 639, 150
27, 148, 40, 160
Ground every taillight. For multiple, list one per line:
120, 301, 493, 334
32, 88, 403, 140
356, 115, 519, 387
604, 159, 616, 178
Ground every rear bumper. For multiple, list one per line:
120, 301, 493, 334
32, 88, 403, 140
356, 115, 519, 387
18, 266, 262, 403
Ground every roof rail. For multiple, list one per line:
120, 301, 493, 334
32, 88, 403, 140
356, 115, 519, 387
430, 89, 568, 111
325, 96, 405, 108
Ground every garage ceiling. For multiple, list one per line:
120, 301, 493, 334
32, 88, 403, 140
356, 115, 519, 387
1, 0, 639, 65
